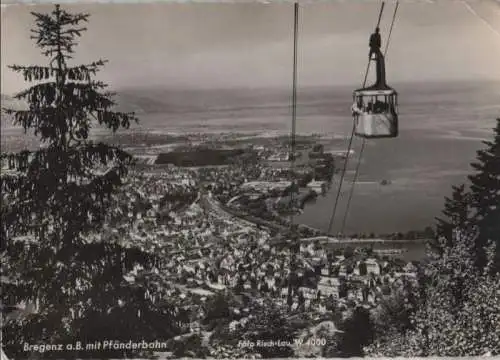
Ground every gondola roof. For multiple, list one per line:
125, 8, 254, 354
354, 84, 397, 96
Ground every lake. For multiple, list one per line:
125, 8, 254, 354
2, 80, 499, 235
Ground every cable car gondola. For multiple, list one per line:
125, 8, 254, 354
351, 27, 399, 139
328, 1, 399, 236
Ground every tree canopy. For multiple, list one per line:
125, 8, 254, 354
365, 119, 500, 356
1, 5, 178, 359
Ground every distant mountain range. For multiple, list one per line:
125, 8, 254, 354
2, 78, 499, 130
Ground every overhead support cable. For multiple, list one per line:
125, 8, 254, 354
289, 2, 299, 229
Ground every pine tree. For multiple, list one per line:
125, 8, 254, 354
364, 119, 500, 357
468, 118, 500, 271
432, 184, 473, 255
1, 5, 178, 358
431, 119, 499, 270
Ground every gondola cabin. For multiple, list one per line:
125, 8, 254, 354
352, 87, 398, 138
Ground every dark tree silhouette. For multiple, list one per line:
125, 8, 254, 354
433, 184, 473, 255
364, 119, 500, 356
1, 5, 178, 359
431, 119, 500, 271
468, 118, 500, 271
324, 306, 375, 357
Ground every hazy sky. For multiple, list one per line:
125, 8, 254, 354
2, 0, 500, 94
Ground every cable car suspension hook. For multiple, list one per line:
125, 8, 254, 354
327, 1, 386, 236
340, 1, 399, 236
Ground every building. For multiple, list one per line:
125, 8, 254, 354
307, 180, 327, 195
317, 276, 340, 297
365, 258, 381, 275
241, 181, 292, 193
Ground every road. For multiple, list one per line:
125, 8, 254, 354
199, 193, 425, 250
199, 191, 327, 236
198, 192, 256, 228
